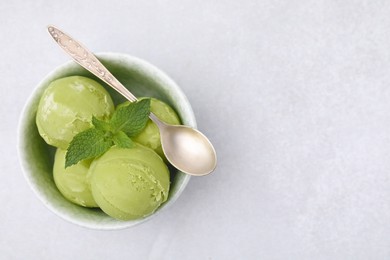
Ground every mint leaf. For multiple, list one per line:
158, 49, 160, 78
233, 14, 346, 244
65, 128, 112, 168
110, 99, 151, 136
112, 131, 135, 148
92, 116, 111, 132
65, 99, 151, 168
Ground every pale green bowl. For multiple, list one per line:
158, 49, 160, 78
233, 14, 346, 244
18, 53, 193, 230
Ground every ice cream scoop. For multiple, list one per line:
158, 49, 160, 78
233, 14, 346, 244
88, 145, 170, 220
53, 148, 98, 207
36, 76, 114, 149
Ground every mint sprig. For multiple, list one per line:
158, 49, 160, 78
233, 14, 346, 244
65, 98, 150, 168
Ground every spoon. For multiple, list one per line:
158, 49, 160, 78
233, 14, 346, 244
47, 25, 217, 176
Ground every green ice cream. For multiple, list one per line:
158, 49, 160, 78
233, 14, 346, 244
36, 76, 114, 149
118, 97, 180, 160
53, 148, 98, 207
88, 145, 170, 220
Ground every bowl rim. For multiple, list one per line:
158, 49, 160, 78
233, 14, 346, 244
17, 52, 193, 230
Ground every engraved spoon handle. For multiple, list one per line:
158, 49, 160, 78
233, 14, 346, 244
47, 25, 137, 102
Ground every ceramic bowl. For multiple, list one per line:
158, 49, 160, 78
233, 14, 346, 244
18, 52, 193, 230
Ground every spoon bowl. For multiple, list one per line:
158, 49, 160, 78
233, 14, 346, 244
159, 123, 217, 176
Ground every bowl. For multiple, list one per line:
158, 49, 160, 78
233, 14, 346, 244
18, 52, 193, 230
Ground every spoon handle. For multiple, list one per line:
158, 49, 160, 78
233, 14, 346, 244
47, 25, 137, 102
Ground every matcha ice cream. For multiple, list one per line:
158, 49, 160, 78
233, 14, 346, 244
88, 145, 170, 220
36, 75, 176, 221
36, 76, 114, 149
53, 148, 98, 207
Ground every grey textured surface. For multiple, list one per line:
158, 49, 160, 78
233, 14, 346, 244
2, 0, 390, 259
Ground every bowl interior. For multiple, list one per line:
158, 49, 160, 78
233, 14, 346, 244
19, 53, 193, 229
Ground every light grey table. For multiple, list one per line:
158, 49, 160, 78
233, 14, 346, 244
2, 1, 390, 259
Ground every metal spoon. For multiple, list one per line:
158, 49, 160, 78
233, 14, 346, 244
47, 25, 217, 176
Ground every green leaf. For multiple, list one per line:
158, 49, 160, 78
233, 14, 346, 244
65, 99, 151, 168
65, 128, 113, 168
110, 99, 151, 136
92, 116, 111, 131
112, 131, 135, 148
